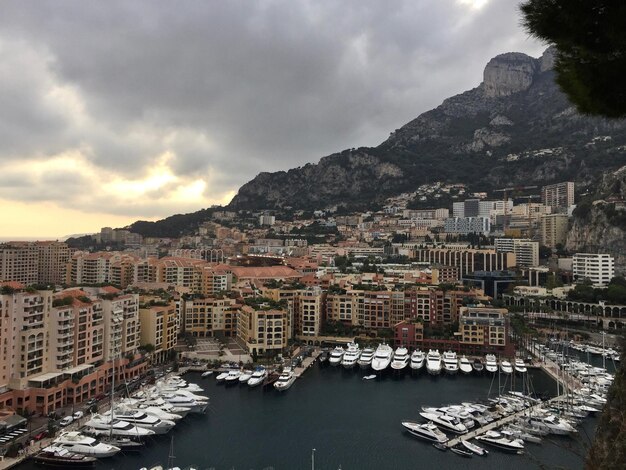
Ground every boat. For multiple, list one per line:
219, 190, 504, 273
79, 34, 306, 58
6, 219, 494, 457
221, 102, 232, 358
84, 415, 156, 438
131, 396, 190, 418
442, 351, 458, 375
357, 348, 375, 368
223, 370, 242, 384
319, 350, 330, 364
121, 403, 182, 422
201, 370, 213, 378
460, 439, 488, 456
363, 374, 377, 380
476, 430, 524, 453
390, 347, 410, 371
53, 432, 121, 458
329, 346, 345, 366
238, 370, 253, 384
157, 393, 207, 414
401, 421, 448, 443
371, 343, 393, 371
459, 356, 473, 374
419, 412, 468, 434
450, 444, 473, 458
99, 436, 144, 452
273, 367, 296, 391
514, 358, 527, 373
33, 446, 97, 468
426, 350, 442, 376
410, 349, 425, 370
102, 409, 175, 435
485, 354, 498, 373
500, 360, 513, 375
215, 371, 229, 382
161, 376, 204, 393
472, 358, 484, 373
247, 368, 268, 387
341, 342, 361, 368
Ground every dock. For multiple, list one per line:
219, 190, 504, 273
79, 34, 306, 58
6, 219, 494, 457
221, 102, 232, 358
294, 349, 322, 377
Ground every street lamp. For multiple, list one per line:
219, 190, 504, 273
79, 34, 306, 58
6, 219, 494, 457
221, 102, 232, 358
311, 448, 316, 470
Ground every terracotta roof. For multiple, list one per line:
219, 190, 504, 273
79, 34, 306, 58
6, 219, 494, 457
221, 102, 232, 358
227, 265, 301, 279
0, 281, 25, 290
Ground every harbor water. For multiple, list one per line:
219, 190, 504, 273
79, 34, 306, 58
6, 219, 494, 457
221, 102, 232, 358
18, 365, 596, 469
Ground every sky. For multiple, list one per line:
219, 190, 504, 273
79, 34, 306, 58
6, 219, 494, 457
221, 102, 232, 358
0, 0, 544, 239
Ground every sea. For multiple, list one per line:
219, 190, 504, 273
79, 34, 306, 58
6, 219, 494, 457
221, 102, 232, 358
17, 363, 598, 470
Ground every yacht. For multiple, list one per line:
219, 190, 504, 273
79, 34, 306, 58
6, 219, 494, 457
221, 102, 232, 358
247, 368, 268, 387
371, 343, 393, 371
401, 421, 448, 443
485, 354, 498, 373
390, 347, 410, 371
117, 401, 182, 422
460, 439, 489, 456
419, 411, 468, 434
500, 360, 513, 375
201, 370, 213, 378
215, 371, 229, 382
358, 348, 375, 368
459, 356, 473, 374
224, 370, 242, 384
274, 367, 296, 391
514, 359, 528, 374
103, 409, 175, 435
410, 350, 425, 370
426, 350, 442, 376
161, 376, 204, 393
476, 431, 524, 453
238, 370, 253, 384
130, 396, 190, 418
442, 351, 459, 375
527, 413, 577, 435
84, 415, 155, 438
329, 346, 345, 366
341, 342, 361, 369
157, 393, 207, 414
53, 432, 120, 458
472, 358, 484, 373
33, 446, 97, 468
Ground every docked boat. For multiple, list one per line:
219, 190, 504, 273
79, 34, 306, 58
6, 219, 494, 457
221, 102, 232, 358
358, 348, 375, 368
410, 349, 425, 370
390, 347, 410, 371
102, 409, 175, 435
129, 404, 183, 422
371, 343, 393, 371
201, 370, 213, 378
341, 342, 361, 369
460, 439, 488, 456
426, 350, 442, 376
459, 356, 473, 374
442, 351, 459, 375
274, 368, 296, 391
152, 393, 207, 414
161, 376, 204, 393
224, 370, 242, 384
472, 358, 484, 373
476, 430, 524, 453
500, 360, 513, 375
131, 396, 190, 418
84, 415, 155, 438
247, 368, 268, 387
401, 421, 448, 443
329, 346, 345, 366
319, 350, 330, 364
33, 446, 97, 468
419, 412, 468, 434
53, 432, 121, 458
485, 354, 498, 373
527, 413, 577, 435
215, 371, 229, 382
514, 358, 527, 373
238, 370, 253, 384
450, 444, 473, 458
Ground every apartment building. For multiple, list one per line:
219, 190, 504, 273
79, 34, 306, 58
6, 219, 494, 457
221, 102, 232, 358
0, 242, 38, 285
292, 288, 324, 337
495, 238, 539, 267
444, 217, 491, 235
325, 292, 358, 325
198, 267, 232, 296
181, 296, 239, 338
67, 252, 115, 285
413, 248, 515, 276
139, 303, 178, 363
36, 241, 70, 285
101, 294, 141, 361
572, 253, 615, 286
237, 306, 290, 355
459, 307, 511, 355
541, 181, 574, 211
540, 214, 569, 248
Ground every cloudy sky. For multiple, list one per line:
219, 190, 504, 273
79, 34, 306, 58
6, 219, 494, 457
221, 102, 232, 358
0, 0, 544, 238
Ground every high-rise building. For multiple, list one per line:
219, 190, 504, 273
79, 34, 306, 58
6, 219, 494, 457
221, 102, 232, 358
444, 217, 491, 235
139, 302, 178, 363
35, 242, 70, 285
237, 306, 291, 355
572, 253, 615, 286
459, 307, 510, 355
495, 238, 539, 267
541, 182, 574, 211
540, 214, 569, 248
0, 242, 39, 285
292, 288, 324, 337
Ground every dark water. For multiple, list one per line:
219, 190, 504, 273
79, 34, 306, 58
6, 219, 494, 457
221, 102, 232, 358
19, 366, 596, 470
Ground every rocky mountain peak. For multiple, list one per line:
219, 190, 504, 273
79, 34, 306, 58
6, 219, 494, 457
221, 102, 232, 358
482, 52, 538, 97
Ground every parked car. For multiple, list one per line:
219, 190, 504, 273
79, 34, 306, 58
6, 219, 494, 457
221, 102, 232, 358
34, 430, 49, 441
59, 416, 74, 427
86, 398, 97, 406
72, 411, 84, 420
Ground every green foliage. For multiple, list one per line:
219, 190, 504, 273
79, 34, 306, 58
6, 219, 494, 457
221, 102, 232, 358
568, 277, 626, 303
244, 297, 287, 310
0, 285, 16, 295
127, 208, 216, 238
52, 296, 74, 307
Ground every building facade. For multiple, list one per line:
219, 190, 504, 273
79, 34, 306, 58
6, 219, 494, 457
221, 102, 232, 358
572, 253, 615, 286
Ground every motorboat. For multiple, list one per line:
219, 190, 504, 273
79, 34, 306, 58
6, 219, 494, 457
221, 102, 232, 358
460, 439, 488, 456
459, 356, 473, 374
161, 376, 204, 393
99, 436, 143, 452
274, 367, 296, 391
371, 343, 393, 371
410, 350, 425, 370
472, 358, 484, 373
426, 350, 442, 376
421, 406, 475, 430
476, 431, 524, 453
247, 368, 268, 387
363, 374, 377, 380
450, 444, 473, 458
155, 393, 207, 414
401, 421, 448, 443
341, 342, 361, 368
153, 387, 208, 404
130, 396, 190, 418
329, 346, 345, 366
319, 350, 330, 364
485, 354, 498, 373
239, 370, 253, 384
442, 351, 458, 375
33, 446, 97, 467
102, 409, 175, 435
84, 415, 155, 438
201, 370, 213, 378
53, 432, 121, 458
390, 347, 410, 371
514, 359, 528, 373
357, 348, 375, 368
500, 360, 513, 375
215, 371, 229, 382
419, 412, 468, 434
527, 413, 577, 435
224, 370, 242, 384
119, 402, 183, 422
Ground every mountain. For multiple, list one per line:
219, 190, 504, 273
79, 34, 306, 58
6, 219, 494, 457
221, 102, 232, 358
229, 48, 626, 211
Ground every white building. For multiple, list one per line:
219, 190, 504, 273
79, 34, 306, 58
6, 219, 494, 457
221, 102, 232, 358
259, 214, 276, 226
572, 253, 615, 286
444, 217, 491, 235
495, 238, 539, 267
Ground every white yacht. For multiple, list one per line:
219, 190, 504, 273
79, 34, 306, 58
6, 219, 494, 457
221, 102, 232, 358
215, 371, 229, 382
53, 431, 121, 458
161, 376, 204, 393
459, 356, 473, 374
103, 409, 175, 435
460, 439, 489, 456
419, 411, 468, 434
274, 367, 296, 391
401, 422, 448, 443
426, 350, 442, 376
390, 347, 410, 371
247, 368, 268, 387
527, 413, 577, 435
223, 370, 242, 384
329, 346, 345, 366
84, 414, 155, 438
130, 396, 190, 418
238, 370, 253, 384
500, 360, 513, 375
371, 343, 393, 371
514, 358, 527, 373
410, 350, 425, 370
116, 401, 182, 422
485, 354, 498, 373
157, 393, 207, 414
442, 351, 459, 375
476, 431, 524, 453
341, 342, 361, 369
357, 348, 375, 368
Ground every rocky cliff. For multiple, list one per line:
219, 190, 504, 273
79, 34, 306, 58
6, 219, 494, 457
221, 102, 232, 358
229, 48, 626, 211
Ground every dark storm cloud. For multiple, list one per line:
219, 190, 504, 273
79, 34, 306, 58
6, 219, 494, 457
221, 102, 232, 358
0, 0, 544, 216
